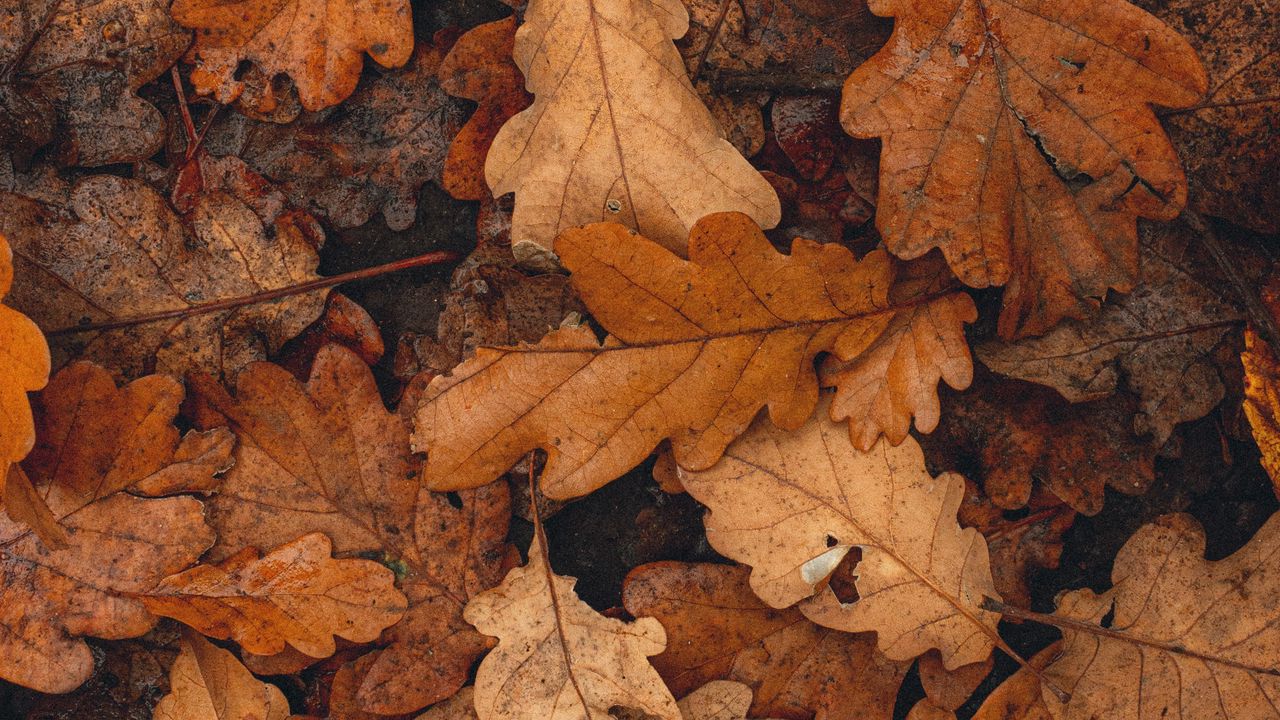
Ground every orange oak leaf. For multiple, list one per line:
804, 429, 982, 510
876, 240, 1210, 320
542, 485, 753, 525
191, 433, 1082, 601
189, 345, 514, 715
623, 561, 909, 720
679, 405, 1002, 669
170, 0, 414, 111
464, 538, 681, 720
842, 0, 1208, 338
154, 630, 290, 720
1034, 513, 1280, 718
140, 532, 407, 659
415, 213, 975, 500
0, 362, 226, 693
438, 17, 532, 202
1242, 275, 1280, 496
0, 232, 49, 495
484, 0, 780, 260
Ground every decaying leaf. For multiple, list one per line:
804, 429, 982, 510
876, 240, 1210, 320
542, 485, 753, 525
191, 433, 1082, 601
484, 0, 780, 260
971, 644, 1058, 720
415, 212, 975, 500
171, 0, 413, 111
678, 405, 1002, 669
623, 561, 909, 720
1036, 513, 1280, 718
2, 162, 329, 379
958, 482, 1075, 609
0, 0, 189, 167
1144, 0, 1280, 234
189, 345, 514, 715
464, 538, 681, 720
924, 370, 1154, 515
978, 224, 1242, 445
205, 38, 465, 230
438, 17, 532, 201
0, 231, 49, 494
0, 362, 224, 693
153, 630, 290, 720
1243, 276, 1280, 496
842, 0, 1207, 338
141, 532, 406, 659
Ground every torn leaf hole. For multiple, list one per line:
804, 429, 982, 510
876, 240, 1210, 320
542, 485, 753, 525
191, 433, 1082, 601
829, 547, 863, 605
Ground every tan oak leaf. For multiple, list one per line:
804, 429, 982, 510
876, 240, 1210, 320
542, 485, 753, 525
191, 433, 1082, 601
154, 630, 290, 720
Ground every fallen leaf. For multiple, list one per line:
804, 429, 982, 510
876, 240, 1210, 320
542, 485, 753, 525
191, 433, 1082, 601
623, 561, 909, 720
1, 162, 329, 379
676, 681, 755, 720
678, 404, 1002, 669
141, 532, 406, 659
1038, 512, 1280, 718
977, 224, 1242, 445
0, 231, 49, 494
189, 344, 514, 715
205, 37, 465, 230
923, 369, 1154, 516
418, 686, 478, 719
1143, 0, 1280, 233
842, 0, 1207, 338
918, 652, 994, 712
0, 0, 189, 167
438, 17, 532, 201
905, 701, 955, 720
171, 0, 414, 111
970, 644, 1058, 720
415, 212, 974, 500
484, 0, 780, 260
154, 629, 290, 720
464, 537, 681, 720
1243, 274, 1280, 497
0, 362, 222, 693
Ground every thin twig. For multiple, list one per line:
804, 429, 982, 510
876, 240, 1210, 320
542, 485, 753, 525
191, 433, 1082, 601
1181, 209, 1280, 360
2, 0, 64, 82
171, 66, 198, 158
706, 68, 843, 93
692, 0, 734, 83
1160, 94, 1280, 116
48, 250, 459, 336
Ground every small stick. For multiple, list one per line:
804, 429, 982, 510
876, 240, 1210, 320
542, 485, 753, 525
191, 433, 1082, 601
1182, 209, 1280, 360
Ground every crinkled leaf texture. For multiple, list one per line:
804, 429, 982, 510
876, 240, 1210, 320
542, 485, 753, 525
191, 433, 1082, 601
1039, 513, 1280, 718
842, 0, 1207, 338
415, 212, 974, 500
679, 404, 1001, 669
485, 0, 780, 259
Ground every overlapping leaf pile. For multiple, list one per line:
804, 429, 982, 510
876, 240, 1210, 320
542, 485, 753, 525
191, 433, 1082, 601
0, 0, 1274, 717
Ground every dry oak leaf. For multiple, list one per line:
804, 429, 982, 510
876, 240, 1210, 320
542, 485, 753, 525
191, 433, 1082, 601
970, 643, 1058, 720
1244, 328, 1280, 497
977, 224, 1241, 446
415, 212, 975, 500
1035, 512, 1280, 718
0, 0, 189, 167
484, 0, 780, 260
623, 561, 909, 720
957, 482, 1075, 609
842, 0, 1207, 339
678, 406, 1002, 669
189, 344, 514, 715
438, 17, 532, 202
170, 0, 413, 111
0, 362, 224, 693
204, 38, 465, 230
141, 532, 407, 659
464, 538, 681, 720
0, 231, 49, 492
1, 167, 328, 380
154, 630, 290, 720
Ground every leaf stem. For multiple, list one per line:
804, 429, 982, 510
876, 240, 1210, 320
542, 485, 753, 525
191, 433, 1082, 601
47, 250, 460, 337
1181, 209, 1280, 359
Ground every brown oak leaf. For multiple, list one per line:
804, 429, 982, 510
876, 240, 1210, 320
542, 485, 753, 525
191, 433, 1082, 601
484, 0, 780, 260
1036, 513, 1280, 718
1242, 275, 1280, 497
0, 0, 189, 167
977, 223, 1242, 446
842, 0, 1208, 338
623, 561, 909, 720
140, 532, 406, 659
205, 37, 465, 230
438, 17, 532, 202
970, 643, 1058, 720
0, 162, 329, 380
154, 629, 290, 720
0, 362, 225, 693
415, 212, 975, 500
170, 0, 414, 111
0, 231, 49, 494
678, 405, 1002, 669
189, 344, 514, 715
464, 537, 681, 720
